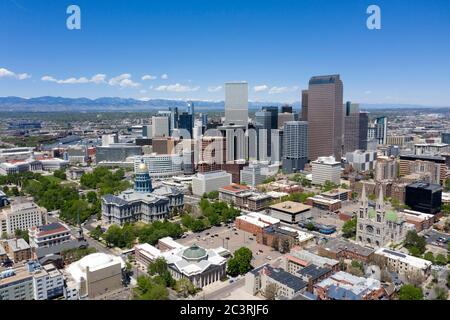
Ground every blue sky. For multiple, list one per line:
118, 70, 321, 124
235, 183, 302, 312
1, 0, 449, 106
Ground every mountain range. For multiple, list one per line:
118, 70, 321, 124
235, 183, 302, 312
0, 96, 447, 112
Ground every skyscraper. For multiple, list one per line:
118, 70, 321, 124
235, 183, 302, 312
281, 105, 293, 114
301, 90, 309, 121
178, 112, 193, 139
282, 121, 308, 173
262, 106, 279, 131
307, 75, 344, 160
255, 110, 272, 161
344, 102, 361, 153
358, 112, 369, 150
225, 82, 248, 127
374, 116, 388, 145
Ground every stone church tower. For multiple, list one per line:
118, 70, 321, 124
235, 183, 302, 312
356, 184, 386, 248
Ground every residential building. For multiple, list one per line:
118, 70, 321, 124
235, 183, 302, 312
314, 271, 385, 300
191, 171, 233, 196
399, 154, 446, 184
2, 238, 31, 262
245, 264, 307, 299
374, 248, 432, 277
318, 238, 375, 263
307, 75, 344, 160
0, 201, 47, 236
405, 182, 442, 214
375, 156, 398, 181
225, 82, 248, 127
284, 249, 339, 275
296, 264, 333, 293
282, 121, 308, 173
269, 201, 312, 224
311, 156, 341, 185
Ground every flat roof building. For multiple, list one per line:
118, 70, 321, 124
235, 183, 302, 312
269, 201, 312, 224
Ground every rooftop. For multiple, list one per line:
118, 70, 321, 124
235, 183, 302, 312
219, 183, 251, 193
297, 264, 331, 281
375, 248, 432, 270
270, 201, 312, 214
6, 238, 30, 251
322, 239, 374, 257
31, 222, 70, 237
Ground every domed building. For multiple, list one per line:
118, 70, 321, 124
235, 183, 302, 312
101, 160, 184, 226
135, 239, 227, 288
65, 252, 125, 299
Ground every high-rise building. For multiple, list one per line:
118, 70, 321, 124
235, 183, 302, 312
442, 132, 450, 144
281, 105, 293, 114
358, 112, 369, 150
225, 82, 248, 127
101, 134, 118, 147
255, 111, 272, 161
373, 116, 388, 145
169, 107, 179, 133
405, 182, 442, 215
307, 75, 344, 160
311, 156, 341, 185
344, 102, 360, 153
0, 201, 47, 236
282, 121, 308, 173
278, 112, 295, 129
262, 106, 278, 131
301, 90, 308, 121
178, 112, 193, 139
152, 116, 170, 138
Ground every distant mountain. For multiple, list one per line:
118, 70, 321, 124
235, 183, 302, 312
0, 96, 446, 112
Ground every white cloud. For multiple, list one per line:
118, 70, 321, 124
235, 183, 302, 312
108, 74, 140, 88
139, 97, 152, 101
208, 86, 222, 92
0, 68, 31, 80
142, 75, 157, 81
268, 86, 299, 94
154, 83, 200, 92
365, 90, 372, 95
41, 74, 106, 84
161, 73, 169, 80
253, 85, 268, 92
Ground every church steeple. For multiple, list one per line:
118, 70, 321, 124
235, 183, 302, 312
359, 184, 368, 219
377, 187, 384, 209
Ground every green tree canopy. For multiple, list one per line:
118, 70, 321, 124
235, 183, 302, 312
398, 284, 423, 300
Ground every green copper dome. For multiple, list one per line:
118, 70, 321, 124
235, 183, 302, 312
182, 244, 207, 261
386, 210, 399, 222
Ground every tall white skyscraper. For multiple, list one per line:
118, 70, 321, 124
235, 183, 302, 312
152, 116, 170, 138
225, 82, 248, 127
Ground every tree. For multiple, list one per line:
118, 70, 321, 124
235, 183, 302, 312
342, 217, 357, 238
227, 247, 253, 276
53, 169, 67, 180
14, 229, 29, 243
434, 253, 447, 266
404, 231, 426, 256
89, 226, 103, 240
148, 257, 175, 287
434, 286, 448, 300
423, 252, 435, 264
175, 278, 196, 297
264, 283, 278, 300
133, 275, 169, 300
306, 222, 315, 231
398, 284, 423, 300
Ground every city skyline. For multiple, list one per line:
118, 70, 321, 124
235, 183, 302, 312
1, 0, 450, 106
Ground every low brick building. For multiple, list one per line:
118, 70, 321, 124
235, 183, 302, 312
318, 239, 374, 263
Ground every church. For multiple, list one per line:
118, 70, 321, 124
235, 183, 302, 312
101, 161, 184, 226
356, 185, 415, 248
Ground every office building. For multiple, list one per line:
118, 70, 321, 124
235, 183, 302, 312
405, 182, 442, 214
311, 156, 341, 185
307, 75, 344, 160
278, 112, 295, 129
191, 171, 232, 196
414, 143, 450, 156
375, 156, 398, 181
29, 223, 72, 249
282, 121, 308, 173
133, 154, 183, 179
301, 90, 308, 121
442, 132, 450, 144
345, 150, 377, 172
225, 82, 248, 126
240, 161, 269, 187
65, 253, 125, 299
344, 102, 360, 153
0, 201, 47, 236
269, 201, 312, 224
101, 134, 118, 147
95, 143, 142, 164
262, 106, 279, 131
358, 112, 369, 150
255, 110, 272, 161
281, 105, 293, 114
178, 111, 194, 139
373, 116, 388, 145
152, 116, 170, 138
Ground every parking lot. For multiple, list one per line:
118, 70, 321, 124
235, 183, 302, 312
178, 225, 283, 268
423, 230, 449, 249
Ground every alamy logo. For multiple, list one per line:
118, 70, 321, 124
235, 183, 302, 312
367, 5, 381, 30
66, 5, 81, 30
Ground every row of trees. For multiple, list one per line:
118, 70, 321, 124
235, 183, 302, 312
80, 167, 130, 195
102, 220, 183, 249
